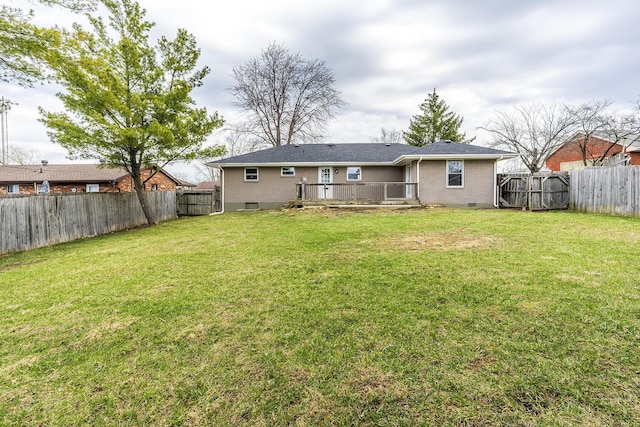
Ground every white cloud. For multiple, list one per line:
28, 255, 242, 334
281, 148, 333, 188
3, 0, 640, 180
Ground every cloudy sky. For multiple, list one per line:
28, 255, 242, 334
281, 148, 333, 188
3, 0, 640, 179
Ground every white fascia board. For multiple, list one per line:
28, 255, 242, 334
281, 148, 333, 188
392, 153, 520, 165
206, 161, 395, 168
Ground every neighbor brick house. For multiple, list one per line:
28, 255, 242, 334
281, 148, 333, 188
207, 141, 519, 212
0, 163, 180, 195
546, 134, 640, 171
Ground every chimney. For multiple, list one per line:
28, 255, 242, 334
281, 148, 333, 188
41, 160, 48, 166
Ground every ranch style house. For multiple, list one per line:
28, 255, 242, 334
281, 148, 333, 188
0, 163, 180, 195
207, 140, 519, 212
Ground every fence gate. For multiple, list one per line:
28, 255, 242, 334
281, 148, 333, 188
498, 172, 569, 210
176, 188, 220, 216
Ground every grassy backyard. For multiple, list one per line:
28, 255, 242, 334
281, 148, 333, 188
1, 208, 639, 426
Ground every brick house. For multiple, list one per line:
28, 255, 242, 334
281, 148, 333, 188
546, 134, 640, 171
0, 163, 180, 195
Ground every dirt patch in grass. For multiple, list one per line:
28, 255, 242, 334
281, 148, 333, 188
369, 229, 500, 251
281, 206, 428, 218
0, 355, 40, 377
0, 258, 43, 272
83, 317, 138, 342
344, 366, 408, 401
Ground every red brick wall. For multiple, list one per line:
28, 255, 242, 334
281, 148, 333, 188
116, 170, 177, 192
546, 137, 640, 171
0, 184, 35, 195
0, 182, 122, 195
0, 169, 176, 195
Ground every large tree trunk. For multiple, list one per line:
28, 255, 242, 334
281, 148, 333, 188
131, 168, 158, 226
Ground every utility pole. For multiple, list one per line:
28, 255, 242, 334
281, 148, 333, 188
0, 97, 16, 165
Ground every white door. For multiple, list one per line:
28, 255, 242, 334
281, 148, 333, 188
405, 164, 413, 198
318, 167, 333, 199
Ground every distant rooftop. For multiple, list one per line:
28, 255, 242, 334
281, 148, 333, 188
0, 164, 129, 183
0, 164, 180, 184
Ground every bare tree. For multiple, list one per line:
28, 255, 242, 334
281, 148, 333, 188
192, 161, 219, 183
194, 129, 260, 183
222, 127, 268, 157
482, 103, 576, 173
565, 100, 640, 166
8, 145, 41, 165
370, 128, 404, 144
608, 108, 640, 153
230, 42, 346, 147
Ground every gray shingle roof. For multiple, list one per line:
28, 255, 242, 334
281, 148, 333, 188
0, 164, 130, 184
209, 141, 518, 166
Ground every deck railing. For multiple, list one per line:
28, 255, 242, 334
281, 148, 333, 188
296, 182, 418, 201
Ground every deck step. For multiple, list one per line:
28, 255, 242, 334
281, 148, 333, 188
288, 200, 424, 209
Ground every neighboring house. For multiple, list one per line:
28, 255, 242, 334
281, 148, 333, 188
0, 163, 180, 195
546, 134, 640, 172
176, 179, 198, 190
194, 180, 220, 190
207, 141, 519, 212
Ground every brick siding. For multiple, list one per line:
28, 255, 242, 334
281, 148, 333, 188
546, 136, 640, 171
0, 169, 176, 195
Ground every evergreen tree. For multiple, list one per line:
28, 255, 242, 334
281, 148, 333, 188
403, 88, 473, 146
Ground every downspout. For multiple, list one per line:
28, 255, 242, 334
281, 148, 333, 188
416, 158, 423, 203
209, 167, 225, 216
493, 156, 503, 208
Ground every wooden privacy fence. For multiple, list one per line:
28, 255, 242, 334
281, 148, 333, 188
498, 172, 570, 210
0, 191, 176, 255
176, 188, 220, 216
570, 166, 640, 217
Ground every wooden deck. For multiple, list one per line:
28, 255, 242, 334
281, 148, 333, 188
296, 182, 418, 203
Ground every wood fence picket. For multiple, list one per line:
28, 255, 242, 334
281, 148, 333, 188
570, 166, 640, 217
0, 191, 176, 255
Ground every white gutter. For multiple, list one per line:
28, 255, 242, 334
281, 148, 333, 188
393, 153, 519, 165
207, 161, 392, 168
209, 167, 225, 216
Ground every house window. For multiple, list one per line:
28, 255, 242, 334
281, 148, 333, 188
151, 184, 158, 191
447, 160, 464, 187
244, 168, 259, 181
86, 184, 100, 192
7, 184, 19, 194
347, 167, 362, 181
281, 167, 295, 177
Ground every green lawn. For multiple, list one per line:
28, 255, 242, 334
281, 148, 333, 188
1, 208, 639, 426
